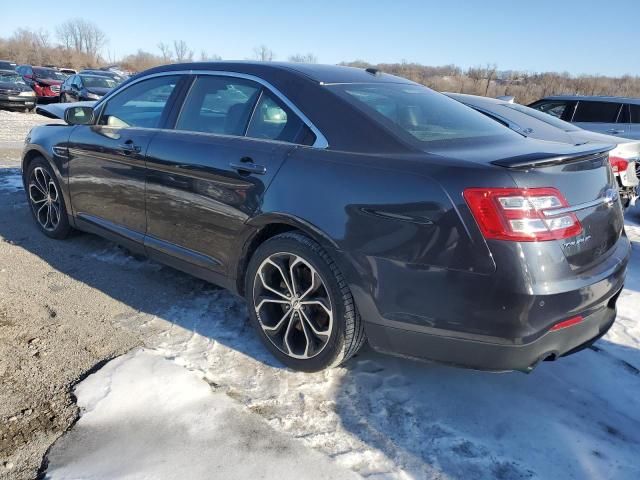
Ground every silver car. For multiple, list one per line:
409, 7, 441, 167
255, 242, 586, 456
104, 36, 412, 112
528, 95, 640, 140
446, 93, 640, 208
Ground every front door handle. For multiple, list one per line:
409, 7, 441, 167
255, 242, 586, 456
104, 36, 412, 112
120, 141, 141, 154
230, 158, 267, 175
607, 129, 625, 135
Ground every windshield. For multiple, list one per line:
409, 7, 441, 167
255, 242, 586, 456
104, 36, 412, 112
503, 103, 580, 132
0, 71, 25, 84
33, 68, 66, 81
330, 83, 515, 144
81, 76, 117, 89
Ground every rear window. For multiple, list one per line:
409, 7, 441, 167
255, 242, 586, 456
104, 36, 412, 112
503, 103, 580, 132
330, 83, 513, 144
531, 101, 569, 119
573, 101, 621, 123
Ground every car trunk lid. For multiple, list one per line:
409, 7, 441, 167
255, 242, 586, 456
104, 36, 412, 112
496, 149, 624, 269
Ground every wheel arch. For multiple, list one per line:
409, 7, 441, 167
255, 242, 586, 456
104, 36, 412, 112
22, 146, 74, 226
235, 213, 345, 297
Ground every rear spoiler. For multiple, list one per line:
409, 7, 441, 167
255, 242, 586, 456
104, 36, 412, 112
491, 147, 614, 169
35, 101, 96, 121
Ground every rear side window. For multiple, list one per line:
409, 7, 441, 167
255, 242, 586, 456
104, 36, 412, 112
331, 83, 513, 144
176, 76, 260, 135
573, 101, 621, 123
630, 105, 640, 124
246, 91, 316, 145
98, 75, 179, 128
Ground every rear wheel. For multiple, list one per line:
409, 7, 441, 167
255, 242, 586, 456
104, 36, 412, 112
25, 158, 71, 239
246, 232, 365, 371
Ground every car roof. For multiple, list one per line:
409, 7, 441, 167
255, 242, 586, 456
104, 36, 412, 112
142, 61, 415, 85
539, 95, 640, 105
78, 73, 110, 78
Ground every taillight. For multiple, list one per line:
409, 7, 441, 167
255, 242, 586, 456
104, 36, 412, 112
609, 155, 629, 174
463, 187, 582, 241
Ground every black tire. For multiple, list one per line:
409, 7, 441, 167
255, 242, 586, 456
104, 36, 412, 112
25, 157, 72, 239
245, 232, 365, 371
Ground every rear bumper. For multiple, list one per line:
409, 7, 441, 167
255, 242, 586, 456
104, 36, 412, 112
356, 234, 630, 371
366, 294, 618, 372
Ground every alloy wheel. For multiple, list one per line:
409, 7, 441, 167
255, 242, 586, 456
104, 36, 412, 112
28, 167, 61, 232
253, 252, 333, 359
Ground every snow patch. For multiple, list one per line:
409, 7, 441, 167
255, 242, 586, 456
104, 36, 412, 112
0, 168, 23, 192
45, 349, 357, 480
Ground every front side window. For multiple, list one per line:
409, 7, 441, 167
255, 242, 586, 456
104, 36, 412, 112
573, 101, 621, 123
330, 83, 514, 144
246, 92, 315, 145
176, 76, 260, 135
98, 75, 179, 128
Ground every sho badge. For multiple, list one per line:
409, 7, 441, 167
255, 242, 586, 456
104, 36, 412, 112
563, 235, 592, 249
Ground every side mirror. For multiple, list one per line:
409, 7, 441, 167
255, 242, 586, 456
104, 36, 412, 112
64, 106, 94, 125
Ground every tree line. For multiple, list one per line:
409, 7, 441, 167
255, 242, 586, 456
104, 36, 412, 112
1, 21, 639, 104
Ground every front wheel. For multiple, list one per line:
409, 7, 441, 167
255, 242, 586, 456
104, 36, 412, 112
25, 158, 72, 239
245, 232, 365, 371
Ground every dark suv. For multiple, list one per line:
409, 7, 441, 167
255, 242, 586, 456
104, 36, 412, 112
529, 96, 640, 140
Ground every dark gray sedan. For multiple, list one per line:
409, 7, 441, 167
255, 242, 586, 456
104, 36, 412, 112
25, 62, 630, 372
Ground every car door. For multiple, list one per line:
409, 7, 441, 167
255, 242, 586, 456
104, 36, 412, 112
626, 104, 640, 140
67, 74, 185, 252
572, 100, 627, 136
70, 76, 82, 101
144, 74, 315, 281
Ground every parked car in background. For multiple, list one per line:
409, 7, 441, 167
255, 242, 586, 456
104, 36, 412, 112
59, 68, 77, 76
0, 60, 17, 71
0, 69, 36, 111
529, 96, 640, 140
28, 62, 629, 373
60, 74, 117, 102
16, 65, 66, 103
447, 93, 640, 208
79, 69, 127, 85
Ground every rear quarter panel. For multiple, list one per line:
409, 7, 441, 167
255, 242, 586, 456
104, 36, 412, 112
257, 147, 506, 333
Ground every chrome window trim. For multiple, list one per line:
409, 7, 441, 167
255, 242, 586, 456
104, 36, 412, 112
94, 69, 329, 149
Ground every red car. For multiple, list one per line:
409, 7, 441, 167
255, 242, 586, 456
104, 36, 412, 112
16, 65, 66, 103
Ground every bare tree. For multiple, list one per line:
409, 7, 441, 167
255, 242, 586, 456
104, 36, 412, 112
157, 42, 173, 63
56, 19, 106, 61
253, 45, 274, 62
200, 50, 222, 61
484, 63, 497, 96
288, 52, 317, 63
173, 40, 193, 62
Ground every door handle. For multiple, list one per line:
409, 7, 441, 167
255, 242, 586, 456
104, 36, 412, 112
120, 141, 141, 154
229, 158, 267, 175
607, 129, 625, 135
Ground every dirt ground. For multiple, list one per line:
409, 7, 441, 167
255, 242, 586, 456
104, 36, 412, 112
0, 112, 144, 479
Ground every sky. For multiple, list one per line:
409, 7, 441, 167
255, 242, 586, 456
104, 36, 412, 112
3, 0, 640, 76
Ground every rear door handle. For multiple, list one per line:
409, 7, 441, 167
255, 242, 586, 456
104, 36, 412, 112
229, 158, 267, 175
607, 129, 625, 135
